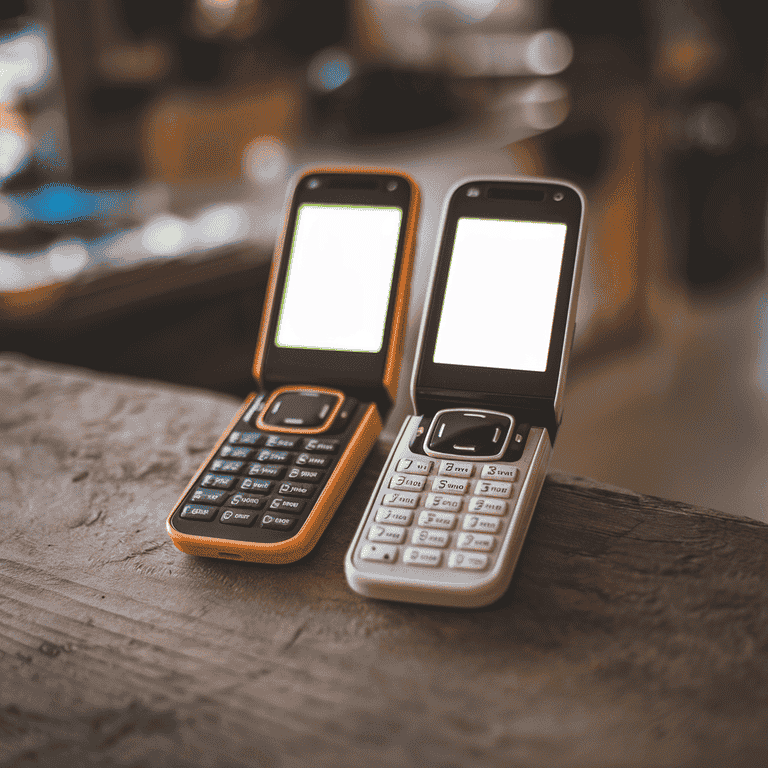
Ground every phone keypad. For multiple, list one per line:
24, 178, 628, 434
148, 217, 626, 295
177, 429, 345, 534
356, 445, 527, 574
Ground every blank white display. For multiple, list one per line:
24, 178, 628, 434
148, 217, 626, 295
275, 204, 403, 352
433, 217, 567, 372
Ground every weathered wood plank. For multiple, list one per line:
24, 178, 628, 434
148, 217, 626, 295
1, 354, 767, 767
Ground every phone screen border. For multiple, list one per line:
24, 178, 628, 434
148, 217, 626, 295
259, 171, 414, 390
415, 180, 583, 404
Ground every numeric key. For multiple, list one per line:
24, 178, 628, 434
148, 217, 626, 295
389, 474, 427, 491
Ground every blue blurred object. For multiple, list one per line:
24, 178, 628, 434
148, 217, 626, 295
13, 183, 130, 225
317, 55, 352, 91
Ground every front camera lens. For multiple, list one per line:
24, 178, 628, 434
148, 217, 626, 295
553, 191, 564, 201
386, 180, 398, 191
467, 187, 480, 197
307, 178, 320, 189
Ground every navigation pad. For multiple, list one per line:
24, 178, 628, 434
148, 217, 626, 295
257, 388, 343, 432
424, 409, 514, 460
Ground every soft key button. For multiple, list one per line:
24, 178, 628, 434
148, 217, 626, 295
431, 477, 470, 494
396, 458, 433, 475
474, 480, 513, 498
360, 543, 398, 562
456, 532, 496, 551
368, 524, 407, 544
448, 552, 489, 570
463, 514, 501, 533
411, 528, 450, 548
375, 507, 413, 525
404, 547, 442, 567
438, 460, 473, 478
389, 474, 427, 491
417, 510, 457, 530
480, 464, 519, 481
467, 497, 507, 515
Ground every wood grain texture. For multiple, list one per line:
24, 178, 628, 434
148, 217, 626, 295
1, 353, 767, 767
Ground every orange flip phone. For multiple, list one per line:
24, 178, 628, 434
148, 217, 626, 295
167, 169, 420, 563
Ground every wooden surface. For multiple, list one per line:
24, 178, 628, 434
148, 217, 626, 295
1, 354, 767, 767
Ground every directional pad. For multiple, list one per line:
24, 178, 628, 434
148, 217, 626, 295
424, 409, 514, 459
259, 389, 342, 430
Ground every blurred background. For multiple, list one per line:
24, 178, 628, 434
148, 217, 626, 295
1, 0, 766, 520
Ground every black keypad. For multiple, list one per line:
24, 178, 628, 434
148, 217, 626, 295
219, 508, 259, 527
260, 513, 296, 531
180, 504, 217, 521
190, 488, 228, 505
178, 401, 357, 539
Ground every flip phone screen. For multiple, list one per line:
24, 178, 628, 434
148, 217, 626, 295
433, 218, 567, 372
276, 204, 403, 353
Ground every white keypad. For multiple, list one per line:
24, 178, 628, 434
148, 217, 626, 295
396, 458, 433, 475
360, 543, 398, 562
368, 524, 407, 544
358, 429, 529, 577
389, 473, 427, 491
424, 493, 463, 512
462, 514, 502, 533
438, 460, 474, 478
480, 464, 519, 481
456, 532, 496, 552
375, 507, 413, 525
474, 480, 513, 498
382, 491, 420, 509
404, 547, 442, 566
411, 528, 451, 548
448, 552, 489, 570
431, 477, 470, 494
468, 497, 507, 515
417, 510, 457, 529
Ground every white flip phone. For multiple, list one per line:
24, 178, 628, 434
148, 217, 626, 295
345, 178, 585, 607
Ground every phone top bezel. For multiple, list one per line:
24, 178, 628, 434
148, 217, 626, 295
255, 169, 415, 396
412, 177, 585, 423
